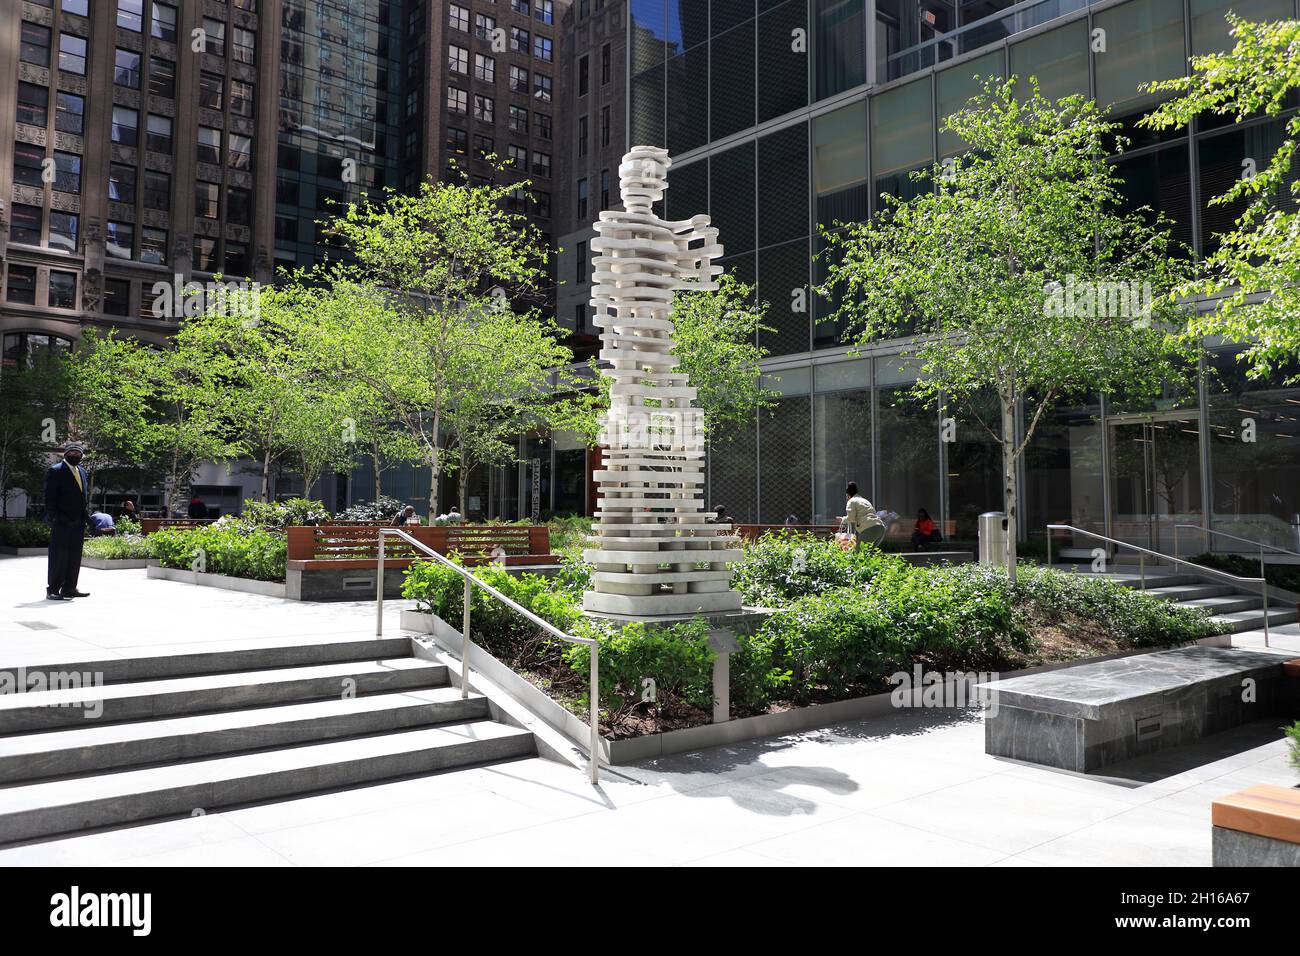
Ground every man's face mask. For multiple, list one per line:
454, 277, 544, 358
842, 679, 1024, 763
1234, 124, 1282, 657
65, 452, 82, 466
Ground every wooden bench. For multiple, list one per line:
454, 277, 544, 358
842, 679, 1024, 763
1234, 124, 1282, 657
284, 524, 559, 601
1212, 785, 1300, 866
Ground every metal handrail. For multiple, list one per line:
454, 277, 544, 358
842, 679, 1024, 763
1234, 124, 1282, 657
375, 528, 601, 785
1046, 524, 1269, 647
1173, 523, 1300, 561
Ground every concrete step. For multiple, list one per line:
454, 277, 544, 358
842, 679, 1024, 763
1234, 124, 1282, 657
1067, 570, 1204, 589
1180, 594, 1268, 615
1142, 583, 1237, 602
0, 636, 414, 687
0, 720, 535, 844
1210, 606, 1300, 634
0, 658, 448, 732
0, 688, 489, 783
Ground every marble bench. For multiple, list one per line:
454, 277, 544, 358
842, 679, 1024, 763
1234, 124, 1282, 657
983, 645, 1299, 772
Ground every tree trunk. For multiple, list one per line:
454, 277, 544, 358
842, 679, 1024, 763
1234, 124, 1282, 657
259, 447, 271, 502
1001, 392, 1018, 582
426, 412, 441, 524
459, 456, 469, 518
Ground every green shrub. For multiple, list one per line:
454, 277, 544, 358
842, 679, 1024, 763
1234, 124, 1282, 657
0, 519, 50, 547
732, 531, 890, 606
336, 495, 406, 523
151, 520, 287, 581
83, 533, 152, 560
239, 497, 331, 528
1192, 552, 1300, 594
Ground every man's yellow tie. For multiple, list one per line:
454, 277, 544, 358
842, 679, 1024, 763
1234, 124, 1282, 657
70, 464, 83, 494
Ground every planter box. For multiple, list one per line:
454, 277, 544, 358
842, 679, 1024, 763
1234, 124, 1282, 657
147, 563, 286, 598
401, 607, 1231, 764
0, 546, 48, 556
1213, 785, 1300, 866
82, 556, 152, 570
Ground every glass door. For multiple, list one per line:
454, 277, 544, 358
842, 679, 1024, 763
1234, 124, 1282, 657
1107, 412, 1203, 554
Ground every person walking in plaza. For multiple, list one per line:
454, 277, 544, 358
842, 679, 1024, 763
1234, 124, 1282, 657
43, 443, 91, 600
839, 482, 885, 549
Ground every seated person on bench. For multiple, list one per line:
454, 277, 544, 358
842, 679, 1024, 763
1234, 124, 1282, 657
911, 508, 943, 550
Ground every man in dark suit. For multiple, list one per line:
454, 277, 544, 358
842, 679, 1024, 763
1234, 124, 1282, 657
43, 443, 91, 601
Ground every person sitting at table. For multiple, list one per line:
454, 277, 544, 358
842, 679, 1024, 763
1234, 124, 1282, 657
911, 508, 943, 550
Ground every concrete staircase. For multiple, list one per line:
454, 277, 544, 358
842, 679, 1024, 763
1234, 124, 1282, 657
0, 636, 535, 845
1067, 568, 1299, 634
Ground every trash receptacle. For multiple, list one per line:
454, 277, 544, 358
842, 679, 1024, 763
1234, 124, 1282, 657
978, 512, 1008, 566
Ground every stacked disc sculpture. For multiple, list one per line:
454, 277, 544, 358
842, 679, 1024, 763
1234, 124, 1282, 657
581, 146, 744, 618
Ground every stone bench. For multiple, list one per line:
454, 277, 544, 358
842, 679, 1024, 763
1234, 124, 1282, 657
284, 525, 559, 601
1212, 785, 1300, 866
983, 645, 1299, 772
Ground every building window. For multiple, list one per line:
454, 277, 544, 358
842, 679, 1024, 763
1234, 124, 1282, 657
476, 14, 497, 40
13, 144, 45, 188
111, 107, 139, 147
227, 187, 250, 226
536, 113, 552, 139
509, 65, 529, 94
149, 57, 176, 98
577, 178, 588, 219
197, 127, 222, 165
507, 143, 527, 167
193, 238, 219, 272
578, 56, 589, 97
230, 80, 254, 117
601, 43, 611, 85
104, 278, 131, 316
106, 221, 134, 259
532, 151, 551, 176
202, 18, 226, 57
117, 0, 144, 31
533, 36, 552, 62
49, 271, 77, 310
474, 134, 494, 160
59, 34, 88, 75
510, 27, 529, 53
151, 3, 178, 42
533, 190, 550, 217
233, 27, 256, 65
577, 116, 588, 157
199, 72, 224, 110
55, 91, 84, 134
448, 44, 468, 74
109, 163, 137, 204
228, 134, 252, 170
63, 0, 90, 15
53, 151, 81, 194
449, 4, 469, 32
509, 104, 528, 133
17, 83, 49, 127
115, 48, 142, 89
11, 205, 42, 246
143, 170, 170, 211
475, 53, 496, 83
575, 240, 587, 282
19, 24, 51, 67
600, 168, 610, 209
473, 94, 494, 123
573, 303, 586, 332
140, 227, 168, 265
7, 266, 38, 305
447, 87, 468, 114
195, 181, 220, 219
534, 74, 552, 103
536, 0, 554, 24
601, 106, 611, 147
49, 212, 78, 252
513, 0, 530, 13
447, 127, 468, 154
226, 243, 250, 277
145, 114, 173, 153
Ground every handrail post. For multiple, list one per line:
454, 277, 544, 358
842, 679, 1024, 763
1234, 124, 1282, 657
589, 641, 600, 786
461, 577, 472, 699
1139, 551, 1145, 590
1046, 531, 1052, 570
1173, 525, 1179, 561
376, 531, 385, 638
1261, 546, 1270, 649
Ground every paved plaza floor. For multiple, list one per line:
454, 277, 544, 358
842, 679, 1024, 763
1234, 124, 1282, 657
1, 553, 1296, 866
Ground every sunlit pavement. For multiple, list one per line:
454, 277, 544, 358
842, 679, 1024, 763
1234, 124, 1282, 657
0, 554, 1293, 867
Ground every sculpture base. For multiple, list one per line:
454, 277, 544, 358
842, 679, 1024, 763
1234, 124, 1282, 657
581, 588, 743, 617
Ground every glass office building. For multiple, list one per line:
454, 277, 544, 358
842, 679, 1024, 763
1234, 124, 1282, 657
624, 0, 1300, 556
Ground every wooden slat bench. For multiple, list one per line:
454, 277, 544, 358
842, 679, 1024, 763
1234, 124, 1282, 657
1212, 785, 1300, 866
284, 525, 560, 601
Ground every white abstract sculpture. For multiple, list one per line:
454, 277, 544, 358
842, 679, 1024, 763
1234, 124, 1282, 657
582, 146, 744, 618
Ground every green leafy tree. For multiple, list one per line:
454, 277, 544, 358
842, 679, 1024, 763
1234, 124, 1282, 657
0, 352, 66, 517
1142, 14, 1300, 380
818, 77, 1195, 576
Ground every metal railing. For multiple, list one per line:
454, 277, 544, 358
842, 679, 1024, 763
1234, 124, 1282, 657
375, 528, 601, 785
1173, 523, 1300, 564
1046, 524, 1270, 647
